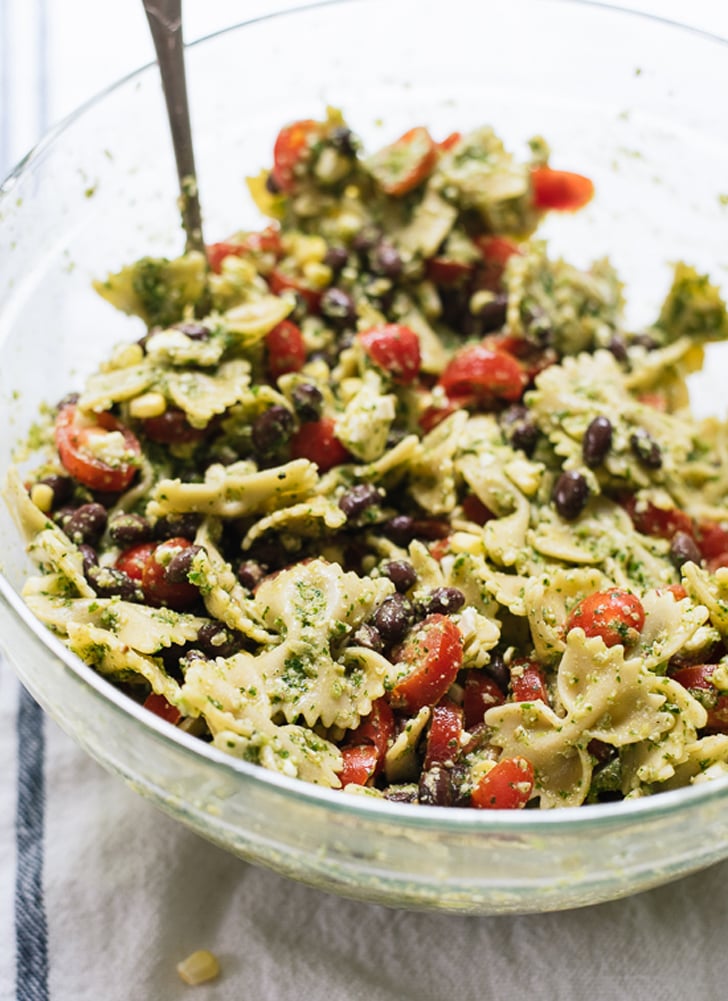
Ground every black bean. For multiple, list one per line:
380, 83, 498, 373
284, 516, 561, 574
56, 392, 80, 411
179, 648, 208, 672
38, 474, 73, 509
411, 518, 450, 541
338, 483, 381, 519
473, 292, 508, 334
324, 246, 349, 272
196, 621, 240, 659
174, 321, 209, 340
108, 512, 153, 547
382, 515, 416, 546
65, 503, 108, 545
371, 593, 414, 643
78, 544, 98, 575
350, 623, 384, 653
291, 383, 323, 423
630, 429, 662, 469
608, 335, 628, 363
630, 331, 659, 351
265, 171, 282, 195
424, 586, 466, 615
53, 506, 77, 534
87, 565, 142, 601
369, 241, 402, 279
237, 560, 267, 591
552, 471, 589, 520
382, 560, 417, 593
142, 408, 203, 444
153, 513, 201, 541
320, 286, 357, 328
165, 544, 203, 584
418, 764, 454, 807
484, 651, 510, 692
500, 405, 539, 456
670, 531, 702, 570
582, 416, 613, 468
383, 784, 419, 803
329, 126, 357, 157
252, 405, 295, 456
352, 225, 382, 255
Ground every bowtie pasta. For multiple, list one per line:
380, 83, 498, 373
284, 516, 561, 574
7, 110, 728, 810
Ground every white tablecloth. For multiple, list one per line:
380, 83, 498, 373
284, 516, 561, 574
3, 3, 728, 999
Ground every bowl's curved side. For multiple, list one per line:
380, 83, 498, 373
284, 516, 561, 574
2, 0, 728, 915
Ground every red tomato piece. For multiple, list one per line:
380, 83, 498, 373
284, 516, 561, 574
696, 521, 728, 560
531, 166, 594, 211
566, 588, 646, 647
116, 542, 156, 581
471, 756, 535, 810
423, 700, 465, 769
349, 698, 395, 761
390, 614, 463, 713
142, 409, 207, 446
290, 417, 350, 472
418, 397, 461, 433
368, 126, 438, 197
338, 744, 381, 786
462, 671, 505, 729
663, 584, 688, 601
438, 131, 462, 153
510, 662, 549, 705
474, 235, 522, 290
271, 119, 321, 192
438, 345, 527, 407
358, 324, 421, 384
425, 256, 474, 287
143, 692, 182, 725
428, 537, 452, 562
117, 539, 199, 610
269, 267, 323, 313
622, 496, 694, 541
671, 663, 717, 692
207, 227, 282, 274
55, 404, 141, 493
708, 552, 728, 573
461, 493, 496, 526
265, 319, 306, 380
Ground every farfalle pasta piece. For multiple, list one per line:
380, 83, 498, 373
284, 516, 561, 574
181, 653, 342, 787
524, 566, 607, 662
162, 358, 252, 427
148, 457, 318, 520
683, 562, 728, 635
335, 372, 396, 462
409, 410, 468, 514
485, 632, 677, 807
24, 593, 207, 654
637, 589, 709, 671
252, 559, 395, 729
243, 496, 347, 548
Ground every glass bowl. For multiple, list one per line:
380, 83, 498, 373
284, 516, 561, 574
2, 0, 728, 915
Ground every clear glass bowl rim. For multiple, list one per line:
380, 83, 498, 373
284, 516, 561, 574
2, 0, 728, 841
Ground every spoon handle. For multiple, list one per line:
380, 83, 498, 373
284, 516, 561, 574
142, 0, 205, 256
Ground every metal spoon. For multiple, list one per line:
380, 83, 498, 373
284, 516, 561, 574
141, 0, 206, 257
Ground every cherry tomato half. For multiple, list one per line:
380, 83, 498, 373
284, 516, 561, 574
290, 417, 350, 472
206, 225, 282, 274
531, 166, 594, 212
368, 126, 438, 197
622, 496, 694, 541
438, 344, 527, 407
565, 588, 646, 648
271, 119, 321, 192
337, 699, 395, 786
358, 324, 421, 384
390, 614, 463, 713
696, 521, 728, 561
117, 537, 199, 610
143, 692, 182, 725
55, 404, 141, 493
471, 756, 535, 810
462, 671, 505, 729
423, 700, 464, 769
269, 267, 323, 314
265, 319, 306, 380
510, 661, 549, 705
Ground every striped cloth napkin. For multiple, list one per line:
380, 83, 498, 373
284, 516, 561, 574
4, 651, 728, 1001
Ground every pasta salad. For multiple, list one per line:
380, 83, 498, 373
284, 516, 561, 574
6, 109, 728, 809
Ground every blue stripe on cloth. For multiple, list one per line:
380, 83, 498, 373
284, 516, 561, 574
15, 686, 49, 1001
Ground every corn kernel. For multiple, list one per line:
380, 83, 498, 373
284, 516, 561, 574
109, 342, 145, 369
176, 949, 220, 986
30, 483, 54, 513
128, 392, 167, 419
302, 261, 333, 289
